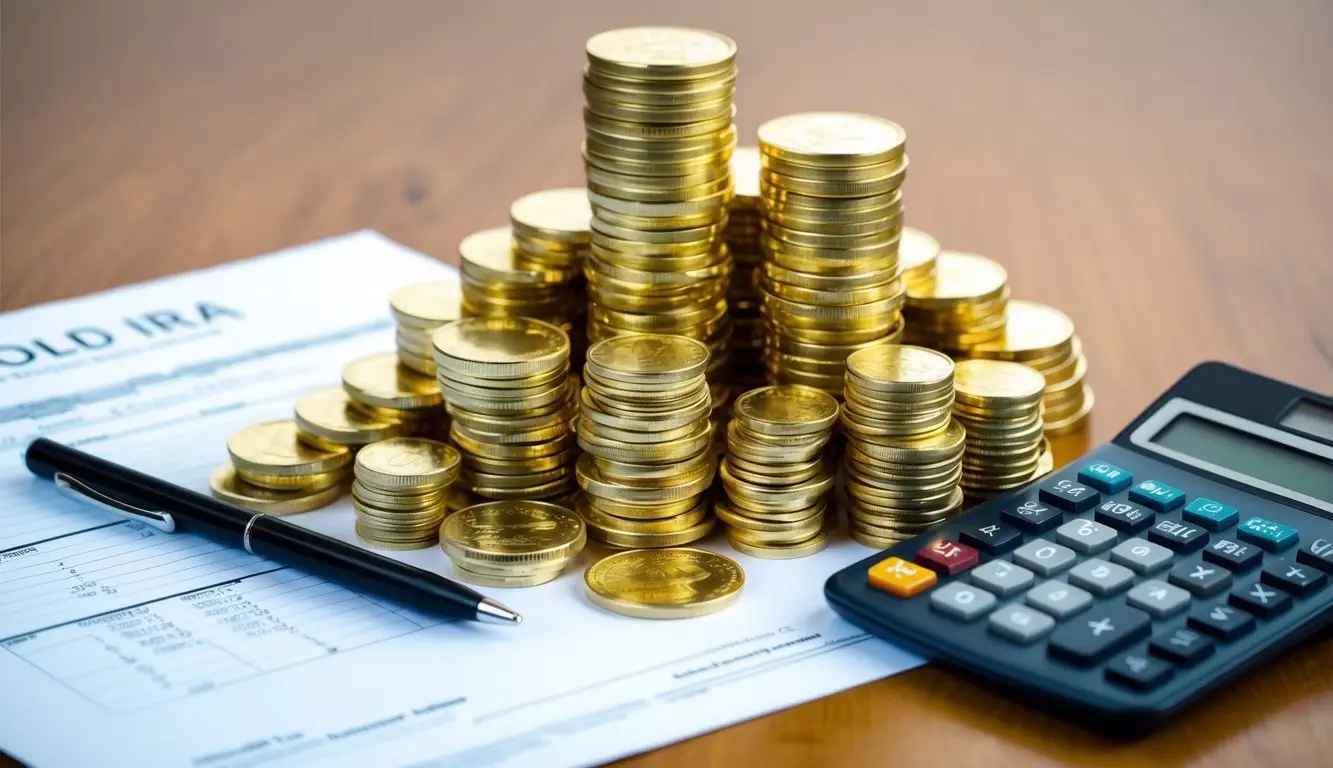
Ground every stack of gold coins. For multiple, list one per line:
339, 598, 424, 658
841, 345, 966, 546
433, 317, 578, 502
390, 279, 461, 376
899, 227, 941, 293
352, 438, 460, 550
724, 146, 766, 394
953, 358, 1048, 499
440, 500, 586, 587
342, 352, 447, 438
716, 385, 837, 559
973, 300, 1093, 436
581, 27, 737, 416
510, 188, 594, 363
757, 112, 909, 398
575, 333, 717, 548
459, 227, 582, 336
902, 251, 1009, 355
294, 386, 409, 452
213, 420, 350, 515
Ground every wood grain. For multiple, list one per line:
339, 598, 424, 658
3, 0, 1331, 766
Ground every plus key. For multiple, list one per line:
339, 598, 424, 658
915, 539, 979, 576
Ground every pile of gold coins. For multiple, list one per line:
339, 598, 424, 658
724, 146, 766, 394
214, 420, 350, 514
441, 500, 586, 587
841, 346, 967, 546
974, 299, 1093, 435
581, 27, 737, 416
434, 317, 579, 503
391, 279, 461, 376
757, 112, 909, 398
953, 359, 1051, 499
352, 437, 460, 549
342, 352, 447, 438
509, 187, 594, 361
459, 225, 583, 338
715, 386, 837, 559
576, 334, 717, 548
902, 251, 1009, 355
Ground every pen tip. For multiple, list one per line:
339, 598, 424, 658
477, 597, 522, 625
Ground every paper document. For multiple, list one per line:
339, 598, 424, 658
0, 231, 921, 768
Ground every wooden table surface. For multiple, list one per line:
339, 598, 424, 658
4, 1, 1331, 766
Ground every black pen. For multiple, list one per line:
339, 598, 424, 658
23, 437, 521, 626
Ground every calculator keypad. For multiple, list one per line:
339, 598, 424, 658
1167, 562, 1232, 596
1109, 538, 1174, 574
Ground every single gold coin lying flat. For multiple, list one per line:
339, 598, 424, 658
732, 385, 838, 436
390, 279, 462, 326
294, 387, 405, 446
972, 300, 1075, 361
440, 500, 586, 566
758, 112, 906, 167
227, 419, 350, 476
846, 345, 954, 392
432, 317, 570, 378
355, 437, 460, 489
586, 27, 737, 76
907, 251, 1007, 305
585, 333, 710, 382
209, 464, 342, 516
583, 548, 744, 619
342, 352, 442, 409
510, 188, 593, 242
953, 359, 1047, 406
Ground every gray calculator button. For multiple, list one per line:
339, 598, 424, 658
1068, 558, 1136, 596
1110, 538, 1174, 574
988, 604, 1056, 643
1025, 580, 1093, 619
930, 582, 997, 621
1012, 540, 1078, 576
1126, 579, 1191, 618
1055, 519, 1118, 554
969, 559, 1036, 596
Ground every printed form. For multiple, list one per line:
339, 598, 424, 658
0, 232, 921, 768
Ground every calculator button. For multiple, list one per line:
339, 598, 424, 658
1055, 519, 1118, 554
969, 559, 1035, 597
1228, 579, 1293, 619
1148, 519, 1209, 553
1094, 499, 1154, 534
1067, 558, 1135, 596
1260, 561, 1327, 595
915, 539, 979, 576
1012, 540, 1078, 576
1182, 498, 1239, 532
1038, 478, 1100, 513
1202, 538, 1263, 572
1167, 562, 1232, 597
1048, 604, 1152, 665
930, 582, 996, 621
958, 519, 1023, 554
867, 557, 937, 598
1001, 499, 1063, 534
1109, 538, 1174, 574
1297, 538, 1333, 572
1126, 580, 1191, 619
988, 604, 1056, 644
1187, 603, 1255, 641
1150, 627, 1215, 666
1025, 580, 1093, 619
1129, 480, 1186, 512
1078, 461, 1133, 494
1236, 516, 1299, 553
1106, 653, 1174, 691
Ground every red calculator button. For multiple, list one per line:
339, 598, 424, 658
915, 539, 980, 576
868, 557, 937, 597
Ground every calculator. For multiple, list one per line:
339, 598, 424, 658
825, 362, 1333, 734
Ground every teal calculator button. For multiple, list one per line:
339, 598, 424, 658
1129, 480, 1186, 512
1078, 462, 1132, 493
1183, 499, 1239, 531
1236, 517, 1299, 552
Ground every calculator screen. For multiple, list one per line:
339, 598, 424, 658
1152, 412, 1333, 503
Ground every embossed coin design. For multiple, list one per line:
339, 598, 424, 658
583, 548, 744, 619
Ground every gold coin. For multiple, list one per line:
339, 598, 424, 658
584, 548, 742, 619
510, 187, 592, 243
730, 384, 838, 436
585, 515, 715, 548
586, 27, 736, 79
577, 495, 710, 535
209, 464, 342, 516
846, 344, 954, 394
585, 333, 710, 383
354, 437, 460, 489
954, 359, 1047, 407
906, 251, 1007, 306
237, 467, 347, 492
728, 528, 830, 560
972, 300, 1075, 362
391, 279, 462, 328
227, 419, 351, 476
450, 562, 567, 588
342, 352, 443, 410
432, 317, 570, 378
440, 499, 586, 566
758, 112, 906, 167
294, 387, 406, 446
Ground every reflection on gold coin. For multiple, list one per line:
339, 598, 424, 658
391, 279, 462, 327
583, 548, 744, 619
953, 359, 1046, 405
227, 419, 350, 476
510, 187, 594, 242
209, 464, 342, 516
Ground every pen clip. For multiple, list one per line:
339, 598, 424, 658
54, 472, 177, 533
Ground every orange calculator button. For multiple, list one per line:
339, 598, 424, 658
867, 556, 937, 597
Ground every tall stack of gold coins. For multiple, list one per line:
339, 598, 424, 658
352, 438, 460, 550
724, 146, 766, 394
433, 318, 579, 503
441, 500, 586, 588
294, 387, 409, 452
757, 112, 909, 398
390, 279, 461, 376
953, 359, 1049, 499
973, 300, 1093, 436
575, 334, 717, 548
581, 27, 737, 419
213, 420, 350, 515
716, 385, 837, 559
898, 227, 941, 293
342, 352, 447, 438
841, 346, 966, 546
902, 251, 1009, 355
509, 188, 594, 363
459, 227, 582, 337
